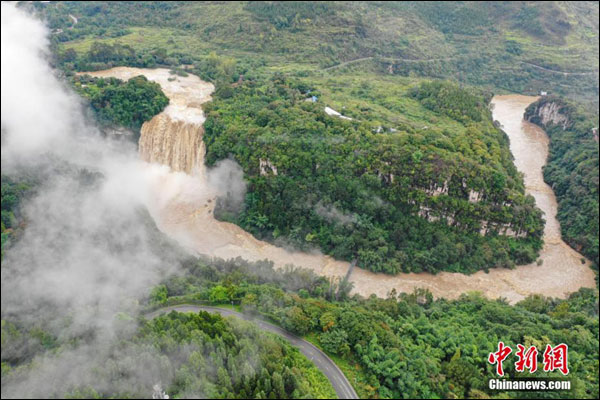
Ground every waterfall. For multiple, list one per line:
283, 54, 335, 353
139, 112, 206, 175
82, 67, 214, 177
79, 68, 596, 304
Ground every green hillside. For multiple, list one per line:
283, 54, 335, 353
33, 1, 599, 106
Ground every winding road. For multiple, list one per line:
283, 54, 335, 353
68, 14, 78, 29
323, 56, 456, 71
323, 56, 597, 77
144, 305, 359, 400
519, 61, 597, 76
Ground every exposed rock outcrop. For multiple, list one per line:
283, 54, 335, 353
536, 101, 570, 129
525, 96, 572, 130
259, 158, 278, 176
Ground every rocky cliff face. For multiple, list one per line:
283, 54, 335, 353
525, 96, 572, 130
536, 101, 570, 129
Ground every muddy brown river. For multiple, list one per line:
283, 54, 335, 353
84, 68, 596, 304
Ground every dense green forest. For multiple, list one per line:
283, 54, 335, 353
525, 96, 599, 267
2, 299, 335, 398
74, 74, 169, 136
1, 178, 30, 259
30, 1, 599, 107
3, 246, 598, 398
203, 74, 544, 274
152, 257, 600, 399
137, 311, 335, 399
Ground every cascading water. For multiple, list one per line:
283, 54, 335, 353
84, 67, 213, 176
139, 113, 206, 174
83, 68, 596, 304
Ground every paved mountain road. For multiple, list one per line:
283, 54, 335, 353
144, 305, 359, 399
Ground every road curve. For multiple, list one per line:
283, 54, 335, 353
323, 56, 456, 71
144, 305, 359, 399
520, 61, 597, 76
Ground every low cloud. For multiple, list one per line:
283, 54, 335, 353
315, 201, 357, 227
207, 158, 247, 213
1, 3, 187, 397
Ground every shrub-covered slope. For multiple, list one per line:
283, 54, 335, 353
32, 1, 600, 105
